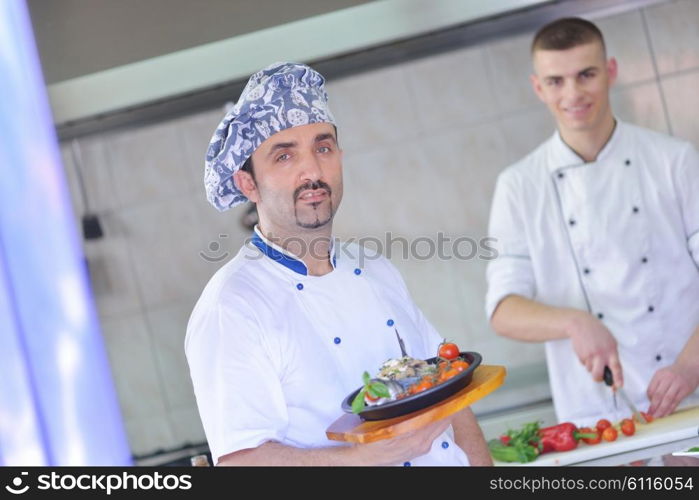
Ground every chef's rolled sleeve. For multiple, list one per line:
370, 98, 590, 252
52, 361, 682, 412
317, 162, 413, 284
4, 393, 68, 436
485, 170, 536, 320
185, 296, 288, 464
675, 143, 699, 268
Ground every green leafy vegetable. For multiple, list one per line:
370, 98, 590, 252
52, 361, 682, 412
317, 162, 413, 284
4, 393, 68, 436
488, 421, 543, 463
351, 371, 390, 414
488, 439, 539, 463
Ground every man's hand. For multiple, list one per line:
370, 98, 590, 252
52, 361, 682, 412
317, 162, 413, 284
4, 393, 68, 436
491, 297, 624, 388
351, 417, 454, 466
567, 311, 623, 388
646, 363, 699, 418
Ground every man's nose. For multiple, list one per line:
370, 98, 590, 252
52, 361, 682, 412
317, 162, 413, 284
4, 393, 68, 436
562, 79, 584, 101
298, 151, 323, 183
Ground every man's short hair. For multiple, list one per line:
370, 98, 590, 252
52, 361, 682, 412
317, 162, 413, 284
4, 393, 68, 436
531, 17, 606, 54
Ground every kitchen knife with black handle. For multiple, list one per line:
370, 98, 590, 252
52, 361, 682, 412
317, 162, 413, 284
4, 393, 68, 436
603, 366, 648, 424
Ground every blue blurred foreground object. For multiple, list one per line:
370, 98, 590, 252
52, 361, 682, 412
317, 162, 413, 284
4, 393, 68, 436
0, 0, 131, 465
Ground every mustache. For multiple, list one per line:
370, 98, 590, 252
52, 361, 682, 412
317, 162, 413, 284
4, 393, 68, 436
293, 181, 332, 201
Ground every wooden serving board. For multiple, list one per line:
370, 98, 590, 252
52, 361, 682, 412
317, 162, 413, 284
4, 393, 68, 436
326, 365, 506, 443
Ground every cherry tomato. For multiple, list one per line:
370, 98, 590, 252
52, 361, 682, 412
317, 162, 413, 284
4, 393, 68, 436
441, 368, 460, 381
580, 427, 601, 445
499, 435, 511, 445
620, 418, 635, 436
596, 419, 612, 433
413, 380, 433, 393
632, 412, 653, 424
438, 342, 460, 360
451, 360, 470, 372
601, 426, 618, 442
364, 390, 379, 403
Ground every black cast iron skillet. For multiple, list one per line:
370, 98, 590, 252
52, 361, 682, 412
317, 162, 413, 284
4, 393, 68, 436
341, 351, 482, 421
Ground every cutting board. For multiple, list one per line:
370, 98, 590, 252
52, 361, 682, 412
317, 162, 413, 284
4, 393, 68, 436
496, 405, 699, 466
326, 365, 505, 443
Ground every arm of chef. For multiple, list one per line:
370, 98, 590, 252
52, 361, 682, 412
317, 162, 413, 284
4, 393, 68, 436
485, 170, 537, 321
675, 143, 699, 267
185, 298, 289, 465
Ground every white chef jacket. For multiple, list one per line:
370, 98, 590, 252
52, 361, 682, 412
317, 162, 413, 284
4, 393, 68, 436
186, 227, 470, 466
486, 120, 699, 425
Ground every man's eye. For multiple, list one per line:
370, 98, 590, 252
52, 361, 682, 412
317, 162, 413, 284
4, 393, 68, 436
318, 146, 331, 153
276, 153, 291, 162
547, 78, 562, 86
581, 71, 595, 79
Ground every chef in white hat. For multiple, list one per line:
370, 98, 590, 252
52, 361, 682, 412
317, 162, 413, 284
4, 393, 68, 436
186, 62, 492, 466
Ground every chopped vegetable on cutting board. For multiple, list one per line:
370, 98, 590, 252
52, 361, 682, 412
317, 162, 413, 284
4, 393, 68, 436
490, 413, 651, 463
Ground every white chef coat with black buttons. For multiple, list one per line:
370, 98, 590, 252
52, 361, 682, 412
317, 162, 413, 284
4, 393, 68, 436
486, 120, 699, 425
186, 227, 470, 465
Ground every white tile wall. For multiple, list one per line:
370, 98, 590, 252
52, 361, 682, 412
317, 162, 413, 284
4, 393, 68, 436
174, 107, 227, 193
485, 31, 540, 114
59, 135, 117, 215
394, 257, 472, 347
404, 46, 497, 132
106, 121, 192, 209
611, 81, 669, 133
597, 10, 656, 86
662, 70, 699, 143
421, 122, 510, 236
498, 107, 555, 165
124, 416, 176, 457
146, 299, 199, 410
190, 187, 252, 267
59, 144, 87, 234
82, 218, 142, 319
118, 194, 213, 309
325, 63, 420, 153
100, 314, 170, 421
61, 0, 699, 458
332, 147, 398, 238
168, 407, 206, 447
645, 0, 699, 75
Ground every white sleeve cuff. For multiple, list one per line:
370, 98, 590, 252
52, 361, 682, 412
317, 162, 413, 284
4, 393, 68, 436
485, 255, 536, 320
212, 429, 287, 465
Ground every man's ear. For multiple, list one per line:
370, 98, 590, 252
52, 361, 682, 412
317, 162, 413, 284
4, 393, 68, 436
606, 56, 618, 87
530, 73, 545, 102
234, 170, 259, 203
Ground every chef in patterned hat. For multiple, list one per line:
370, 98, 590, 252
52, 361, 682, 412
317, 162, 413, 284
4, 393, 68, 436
186, 62, 492, 466
486, 18, 699, 426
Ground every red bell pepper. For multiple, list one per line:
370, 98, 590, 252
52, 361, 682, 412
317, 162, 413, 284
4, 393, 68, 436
538, 422, 599, 453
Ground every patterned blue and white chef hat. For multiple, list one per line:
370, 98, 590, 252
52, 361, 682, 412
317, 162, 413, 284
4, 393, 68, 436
204, 62, 336, 211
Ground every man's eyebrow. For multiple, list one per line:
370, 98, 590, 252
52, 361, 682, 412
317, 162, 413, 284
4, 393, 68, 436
265, 141, 297, 158
315, 133, 337, 144
544, 66, 599, 80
